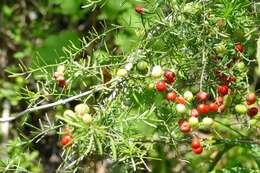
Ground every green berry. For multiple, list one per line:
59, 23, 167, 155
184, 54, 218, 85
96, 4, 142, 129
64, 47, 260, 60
63, 110, 75, 117
117, 69, 128, 77
235, 104, 247, 114
183, 91, 193, 102
75, 103, 90, 116
137, 61, 148, 71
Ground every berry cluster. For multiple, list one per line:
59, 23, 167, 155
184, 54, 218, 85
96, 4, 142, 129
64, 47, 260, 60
150, 64, 258, 155
53, 65, 67, 88
60, 103, 93, 146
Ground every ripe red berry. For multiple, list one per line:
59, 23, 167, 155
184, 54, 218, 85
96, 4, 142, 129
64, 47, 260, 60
135, 5, 144, 14
217, 85, 229, 96
192, 138, 201, 149
246, 93, 256, 105
197, 104, 209, 115
175, 96, 186, 104
247, 107, 258, 117
196, 91, 209, 102
164, 70, 176, 83
58, 79, 67, 88
215, 96, 224, 105
166, 91, 177, 101
191, 109, 200, 117
60, 135, 72, 146
156, 81, 167, 92
178, 119, 186, 127
209, 102, 218, 112
235, 42, 244, 53
179, 121, 191, 133
192, 146, 203, 154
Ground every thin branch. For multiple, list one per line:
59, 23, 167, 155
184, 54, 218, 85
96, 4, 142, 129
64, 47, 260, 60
1, 100, 10, 143
0, 79, 117, 123
199, 0, 207, 91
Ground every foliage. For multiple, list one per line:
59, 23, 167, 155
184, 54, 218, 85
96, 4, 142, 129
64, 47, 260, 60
0, 0, 259, 173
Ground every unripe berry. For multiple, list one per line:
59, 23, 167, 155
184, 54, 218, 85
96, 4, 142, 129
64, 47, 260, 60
151, 65, 163, 77
235, 104, 247, 114
176, 104, 186, 114
137, 61, 148, 71
202, 117, 214, 127
215, 43, 226, 54
75, 103, 90, 116
236, 62, 246, 71
63, 110, 75, 117
82, 114, 93, 124
183, 91, 193, 102
117, 69, 128, 77
189, 117, 199, 127
53, 71, 64, 80
57, 65, 65, 73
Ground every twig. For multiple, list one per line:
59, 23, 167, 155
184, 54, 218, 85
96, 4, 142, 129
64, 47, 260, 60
199, 51, 207, 91
1, 101, 10, 143
0, 79, 117, 123
199, 0, 207, 91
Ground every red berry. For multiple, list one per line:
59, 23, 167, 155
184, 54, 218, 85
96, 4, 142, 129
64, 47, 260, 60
166, 91, 177, 101
192, 138, 201, 149
60, 135, 72, 146
217, 85, 229, 96
176, 96, 186, 104
191, 109, 200, 117
58, 79, 67, 88
178, 119, 186, 127
235, 42, 244, 53
192, 146, 203, 154
164, 70, 176, 83
215, 96, 224, 105
179, 121, 191, 133
246, 93, 256, 105
196, 91, 209, 102
135, 5, 144, 14
247, 107, 258, 117
156, 81, 167, 92
209, 102, 218, 112
197, 104, 209, 114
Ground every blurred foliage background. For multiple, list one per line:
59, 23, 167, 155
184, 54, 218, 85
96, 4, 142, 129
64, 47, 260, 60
0, 0, 143, 172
